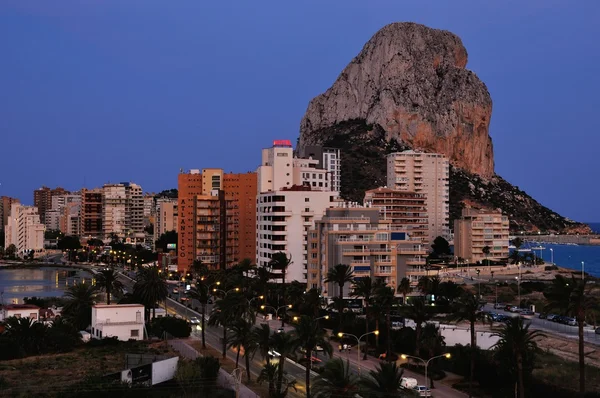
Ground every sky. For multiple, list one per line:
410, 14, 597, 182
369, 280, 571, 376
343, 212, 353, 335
0, 1, 599, 222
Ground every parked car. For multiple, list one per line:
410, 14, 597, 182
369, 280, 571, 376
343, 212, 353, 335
414, 385, 432, 397
494, 303, 506, 309
504, 305, 514, 312
400, 377, 418, 389
509, 306, 520, 313
538, 313, 547, 319
520, 310, 535, 319
189, 317, 200, 325
565, 317, 577, 326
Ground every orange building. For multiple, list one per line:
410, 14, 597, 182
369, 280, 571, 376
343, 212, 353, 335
0, 196, 20, 231
33, 186, 69, 223
177, 169, 257, 272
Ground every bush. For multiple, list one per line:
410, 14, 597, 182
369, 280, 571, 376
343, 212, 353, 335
545, 265, 558, 271
151, 316, 191, 338
86, 336, 121, 347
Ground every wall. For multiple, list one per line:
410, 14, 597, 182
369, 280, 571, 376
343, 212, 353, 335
151, 357, 179, 385
438, 324, 499, 350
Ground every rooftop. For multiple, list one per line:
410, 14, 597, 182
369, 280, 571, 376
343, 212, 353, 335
3, 304, 40, 310
92, 304, 144, 309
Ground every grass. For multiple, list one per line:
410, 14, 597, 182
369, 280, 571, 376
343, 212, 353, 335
0, 340, 177, 397
533, 351, 600, 394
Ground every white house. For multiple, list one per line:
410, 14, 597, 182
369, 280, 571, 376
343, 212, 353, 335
91, 304, 145, 341
0, 304, 40, 322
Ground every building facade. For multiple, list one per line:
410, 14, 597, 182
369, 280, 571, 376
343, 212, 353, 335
364, 187, 429, 242
153, 198, 178, 245
33, 186, 69, 225
454, 208, 510, 263
80, 188, 103, 238
297, 145, 341, 193
307, 206, 427, 298
102, 183, 144, 241
5, 203, 45, 257
91, 304, 145, 341
386, 150, 450, 243
0, 196, 20, 232
223, 172, 257, 262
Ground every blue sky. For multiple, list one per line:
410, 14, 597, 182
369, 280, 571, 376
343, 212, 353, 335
1, 1, 598, 222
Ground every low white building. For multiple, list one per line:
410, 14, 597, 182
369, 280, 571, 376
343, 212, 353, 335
0, 304, 40, 322
91, 304, 145, 341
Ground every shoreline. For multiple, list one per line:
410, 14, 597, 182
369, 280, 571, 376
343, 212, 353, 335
0, 261, 95, 274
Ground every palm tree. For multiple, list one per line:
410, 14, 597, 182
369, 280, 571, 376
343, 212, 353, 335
360, 361, 406, 397
270, 252, 292, 327
300, 288, 324, 317
254, 264, 273, 304
253, 323, 273, 362
374, 285, 396, 359
482, 245, 491, 271
325, 264, 354, 329
352, 277, 376, 359
397, 277, 411, 305
312, 358, 359, 398
209, 292, 256, 358
188, 281, 210, 348
270, 331, 297, 396
286, 280, 307, 309
62, 282, 98, 330
544, 275, 595, 395
291, 315, 333, 398
227, 319, 256, 382
95, 268, 124, 305
133, 266, 168, 319
258, 362, 296, 398
450, 292, 485, 397
401, 296, 430, 357
417, 276, 431, 295
4, 316, 48, 356
492, 317, 544, 398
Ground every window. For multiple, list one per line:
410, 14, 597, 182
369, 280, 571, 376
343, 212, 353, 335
305, 198, 309, 202
131, 329, 139, 337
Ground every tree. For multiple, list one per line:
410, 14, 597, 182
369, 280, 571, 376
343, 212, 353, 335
258, 362, 296, 398
431, 236, 451, 256
397, 277, 411, 305
324, 264, 354, 329
450, 292, 486, 398
374, 285, 396, 359
254, 264, 272, 304
360, 361, 407, 397
176, 355, 221, 395
5, 244, 16, 259
292, 315, 333, 398
300, 288, 325, 317
188, 282, 209, 348
62, 282, 98, 330
312, 358, 358, 398
492, 317, 544, 398
0, 245, 4, 258
133, 266, 168, 319
155, 230, 177, 252
95, 269, 124, 305
511, 237, 523, 250
227, 319, 256, 381
352, 277, 376, 359
271, 331, 297, 396
58, 235, 82, 259
157, 189, 178, 199
44, 229, 62, 239
209, 292, 256, 359
3, 316, 48, 356
438, 281, 464, 304
544, 276, 596, 395
270, 252, 292, 327
87, 238, 104, 247
482, 245, 491, 270
401, 297, 430, 357
253, 323, 273, 362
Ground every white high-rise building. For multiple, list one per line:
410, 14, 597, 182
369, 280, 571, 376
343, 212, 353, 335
298, 146, 341, 193
5, 203, 45, 257
102, 182, 144, 240
48, 193, 81, 232
256, 140, 340, 283
386, 150, 450, 244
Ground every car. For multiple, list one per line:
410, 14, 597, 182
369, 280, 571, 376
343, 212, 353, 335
172, 288, 179, 294
595, 327, 600, 335
520, 310, 534, 319
504, 304, 514, 312
546, 314, 558, 321
509, 306, 520, 313
276, 327, 285, 334
494, 303, 505, 310
189, 317, 200, 325
400, 377, 418, 389
538, 313, 547, 319
565, 317, 577, 326
268, 350, 281, 357
414, 385, 432, 397
314, 345, 324, 352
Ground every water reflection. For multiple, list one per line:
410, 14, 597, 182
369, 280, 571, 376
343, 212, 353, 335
0, 267, 93, 304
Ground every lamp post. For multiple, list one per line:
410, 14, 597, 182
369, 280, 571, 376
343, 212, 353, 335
261, 305, 292, 326
213, 287, 240, 297
550, 248, 554, 265
515, 276, 520, 308
337, 330, 379, 374
581, 261, 585, 280
401, 353, 451, 389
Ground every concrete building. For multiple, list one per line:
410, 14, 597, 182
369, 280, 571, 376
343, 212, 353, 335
62, 202, 81, 236
80, 188, 103, 239
178, 169, 257, 272
44, 208, 61, 231
364, 187, 428, 242
5, 203, 45, 257
154, 199, 178, 246
387, 150, 450, 244
454, 208, 510, 263
297, 145, 341, 193
0, 304, 40, 322
102, 183, 144, 241
33, 186, 69, 225
307, 206, 427, 298
0, 196, 20, 232
90, 304, 145, 341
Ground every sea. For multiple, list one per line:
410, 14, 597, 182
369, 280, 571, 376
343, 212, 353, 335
0, 267, 93, 305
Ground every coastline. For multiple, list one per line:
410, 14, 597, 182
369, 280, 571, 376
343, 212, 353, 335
0, 261, 95, 274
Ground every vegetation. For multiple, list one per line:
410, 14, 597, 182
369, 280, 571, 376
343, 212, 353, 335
150, 316, 191, 338
155, 230, 177, 252
95, 268, 124, 305
313, 359, 358, 398
62, 282, 99, 330
324, 263, 354, 329
133, 266, 169, 319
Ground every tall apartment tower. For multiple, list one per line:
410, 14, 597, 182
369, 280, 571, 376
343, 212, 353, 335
154, 198, 178, 245
101, 182, 144, 241
47, 193, 81, 232
256, 140, 340, 283
80, 188, 103, 238
297, 146, 341, 193
33, 186, 69, 224
178, 169, 257, 272
0, 196, 20, 232
386, 150, 449, 244
454, 208, 510, 263
5, 203, 45, 257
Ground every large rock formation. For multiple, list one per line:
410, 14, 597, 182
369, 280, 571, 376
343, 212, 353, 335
298, 22, 589, 233
299, 22, 494, 177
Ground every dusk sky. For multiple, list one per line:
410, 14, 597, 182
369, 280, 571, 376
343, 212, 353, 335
1, 1, 598, 222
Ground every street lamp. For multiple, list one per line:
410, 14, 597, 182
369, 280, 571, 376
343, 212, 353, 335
550, 248, 554, 265
261, 305, 292, 324
400, 353, 451, 388
213, 287, 240, 296
515, 276, 520, 307
337, 331, 379, 374
581, 261, 585, 280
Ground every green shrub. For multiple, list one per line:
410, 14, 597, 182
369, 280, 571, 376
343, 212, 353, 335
151, 316, 191, 338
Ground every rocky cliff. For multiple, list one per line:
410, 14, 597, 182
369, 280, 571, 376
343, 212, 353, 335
299, 22, 494, 177
298, 23, 589, 233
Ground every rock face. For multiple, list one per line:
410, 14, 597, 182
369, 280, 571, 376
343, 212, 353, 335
299, 22, 494, 177
297, 22, 590, 233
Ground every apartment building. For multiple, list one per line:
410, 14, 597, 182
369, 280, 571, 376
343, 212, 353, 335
307, 206, 427, 299
154, 198, 178, 244
80, 188, 103, 238
51, 193, 81, 234
297, 146, 341, 193
454, 208, 510, 263
386, 150, 449, 244
178, 169, 257, 272
364, 187, 428, 241
33, 186, 69, 224
102, 183, 144, 241
44, 209, 61, 231
0, 196, 20, 232
5, 203, 45, 257
62, 202, 81, 236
